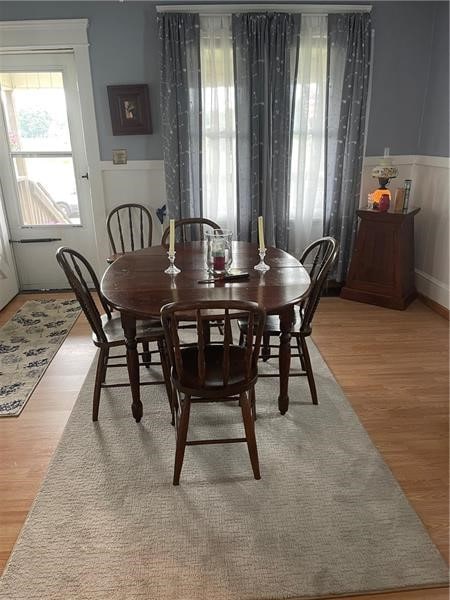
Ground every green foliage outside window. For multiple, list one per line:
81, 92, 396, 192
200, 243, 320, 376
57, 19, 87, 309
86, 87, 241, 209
18, 109, 52, 138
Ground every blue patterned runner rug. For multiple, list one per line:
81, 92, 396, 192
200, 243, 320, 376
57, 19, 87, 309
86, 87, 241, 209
0, 299, 81, 417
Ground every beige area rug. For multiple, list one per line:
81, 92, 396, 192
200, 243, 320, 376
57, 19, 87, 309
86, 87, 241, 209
0, 299, 81, 416
0, 341, 448, 599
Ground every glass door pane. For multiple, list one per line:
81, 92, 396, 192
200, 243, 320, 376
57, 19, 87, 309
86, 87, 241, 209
0, 71, 80, 225
14, 157, 78, 225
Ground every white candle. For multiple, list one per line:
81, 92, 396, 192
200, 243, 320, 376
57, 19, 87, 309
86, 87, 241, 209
258, 216, 265, 251
169, 219, 175, 254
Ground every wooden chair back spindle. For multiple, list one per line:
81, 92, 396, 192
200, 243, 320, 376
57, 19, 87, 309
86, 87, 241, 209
222, 309, 233, 386
161, 300, 265, 391
196, 310, 207, 386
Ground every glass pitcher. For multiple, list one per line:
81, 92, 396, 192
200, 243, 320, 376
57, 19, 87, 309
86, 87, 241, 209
205, 229, 233, 276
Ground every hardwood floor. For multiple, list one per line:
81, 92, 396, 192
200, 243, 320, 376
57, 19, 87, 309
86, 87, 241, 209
0, 293, 448, 600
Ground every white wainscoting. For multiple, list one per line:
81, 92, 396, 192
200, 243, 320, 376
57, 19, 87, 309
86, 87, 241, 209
100, 156, 449, 309
361, 155, 449, 309
99, 160, 167, 260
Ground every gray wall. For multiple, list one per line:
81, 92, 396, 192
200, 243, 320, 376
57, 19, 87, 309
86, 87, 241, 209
0, 1, 448, 159
366, 1, 449, 157
417, 1, 449, 157
0, 1, 162, 160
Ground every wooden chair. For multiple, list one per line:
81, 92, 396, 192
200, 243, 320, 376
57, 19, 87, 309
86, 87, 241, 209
161, 217, 221, 245
56, 247, 172, 422
106, 203, 153, 260
238, 237, 339, 405
161, 300, 266, 485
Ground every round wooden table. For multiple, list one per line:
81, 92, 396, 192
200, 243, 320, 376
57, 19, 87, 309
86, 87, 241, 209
101, 242, 310, 421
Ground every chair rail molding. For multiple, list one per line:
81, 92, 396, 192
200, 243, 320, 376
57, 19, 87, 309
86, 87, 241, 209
100, 160, 165, 172
0, 19, 108, 275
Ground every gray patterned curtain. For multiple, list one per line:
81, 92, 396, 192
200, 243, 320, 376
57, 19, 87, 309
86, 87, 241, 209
232, 13, 298, 247
159, 13, 202, 221
324, 13, 372, 282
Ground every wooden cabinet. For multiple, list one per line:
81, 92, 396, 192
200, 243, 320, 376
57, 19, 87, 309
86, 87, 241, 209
341, 208, 420, 310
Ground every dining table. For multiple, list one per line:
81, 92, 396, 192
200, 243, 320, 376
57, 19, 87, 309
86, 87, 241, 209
100, 241, 310, 422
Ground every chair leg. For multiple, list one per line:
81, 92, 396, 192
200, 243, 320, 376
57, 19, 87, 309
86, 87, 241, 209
173, 394, 191, 485
261, 333, 271, 362
92, 348, 107, 421
142, 341, 151, 367
240, 392, 261, 480
158, 339, 174, 425
250, 386, 257, 421
296, 335, 306, 371
204, 324, 211, 345
299, 336, 318, 405
101, 348, 109, 383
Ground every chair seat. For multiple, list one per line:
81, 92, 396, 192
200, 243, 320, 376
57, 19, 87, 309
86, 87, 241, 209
94, 313, 164, 346
173, 345, 257, 392
238, 305, 305, 336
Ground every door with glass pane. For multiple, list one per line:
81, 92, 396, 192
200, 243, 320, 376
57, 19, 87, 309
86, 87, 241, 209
0, 52, 97, 290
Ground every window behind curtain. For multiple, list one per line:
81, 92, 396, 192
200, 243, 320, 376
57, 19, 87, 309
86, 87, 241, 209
289, 15, 327, 258
200, 16, 237, 233
200, 14, 327, 249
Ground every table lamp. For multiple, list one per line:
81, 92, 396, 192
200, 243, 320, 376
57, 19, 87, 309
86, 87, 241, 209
371, 147, 398, 209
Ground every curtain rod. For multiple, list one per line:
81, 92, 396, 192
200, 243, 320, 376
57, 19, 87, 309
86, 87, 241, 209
156, 4, 372, 14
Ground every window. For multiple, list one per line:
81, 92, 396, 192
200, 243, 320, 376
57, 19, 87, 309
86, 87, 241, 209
199, 14, 327, 251
288, 15, 327, 256
200, 16, 237, 233
0, 71, 80, 225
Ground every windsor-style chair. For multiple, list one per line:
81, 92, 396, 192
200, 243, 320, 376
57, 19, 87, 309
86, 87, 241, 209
161, 299, 266, 485
56, 246, 172, 422
106, 203, 153, 262
238, 237, 339, 405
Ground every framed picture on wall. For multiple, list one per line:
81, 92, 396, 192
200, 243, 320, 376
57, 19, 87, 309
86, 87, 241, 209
107, 84, 152, 135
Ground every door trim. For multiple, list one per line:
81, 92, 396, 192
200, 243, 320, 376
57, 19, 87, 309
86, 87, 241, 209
0, 19, 90, 51
0, 19, 108, 274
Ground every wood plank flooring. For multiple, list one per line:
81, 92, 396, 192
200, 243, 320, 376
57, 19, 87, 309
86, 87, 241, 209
0, 293, 448, 600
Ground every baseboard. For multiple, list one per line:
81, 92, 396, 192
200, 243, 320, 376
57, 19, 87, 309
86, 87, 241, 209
418, 294, 449, 320
415, 269, 449, 311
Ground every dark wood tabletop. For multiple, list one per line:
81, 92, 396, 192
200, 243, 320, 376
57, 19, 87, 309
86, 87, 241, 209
101, 242, 309, 318
100, 242, 310, 420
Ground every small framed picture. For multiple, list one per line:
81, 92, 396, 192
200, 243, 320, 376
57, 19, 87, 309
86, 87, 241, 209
107, 84, 152, 136
112, 149, 128, 165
